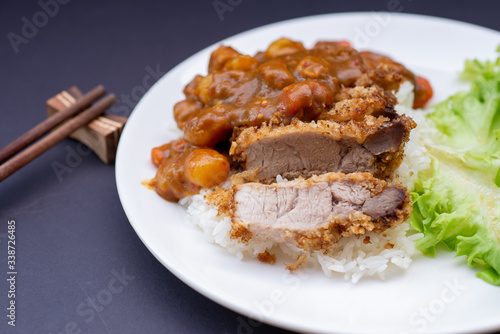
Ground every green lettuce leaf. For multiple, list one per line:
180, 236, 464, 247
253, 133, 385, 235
411, 51, 500, 286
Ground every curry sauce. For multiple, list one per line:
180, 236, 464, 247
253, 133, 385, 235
150, 38, 433, 202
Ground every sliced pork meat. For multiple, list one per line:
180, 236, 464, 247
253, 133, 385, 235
230, 116, 415, 182
229, 172, 412, 251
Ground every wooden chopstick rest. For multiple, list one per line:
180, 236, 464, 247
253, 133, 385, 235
0, 94, 117, 182
0, 85, 106, 165
47, 87, 128, 164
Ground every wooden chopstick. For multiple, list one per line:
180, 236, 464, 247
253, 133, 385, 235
0, 94, 117, 182
0, 85, 106, 165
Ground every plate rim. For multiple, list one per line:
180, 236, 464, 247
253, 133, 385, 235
116, 11, 500, 334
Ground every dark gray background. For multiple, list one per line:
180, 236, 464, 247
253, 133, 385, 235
1, 0, 499, 333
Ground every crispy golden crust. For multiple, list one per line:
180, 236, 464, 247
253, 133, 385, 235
230, 116, 416, 180
228, 168, 260, 184
226, 172, 412, 252
285, 252, 308, 272
204, 186, 232, 217
257, 250, 277, 264
322, 85, 397, 122
360, 51, 416, 93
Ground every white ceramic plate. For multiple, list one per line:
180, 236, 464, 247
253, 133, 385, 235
116, 13, 500, 334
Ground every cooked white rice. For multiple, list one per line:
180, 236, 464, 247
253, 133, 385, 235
179, 81, 430, 283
